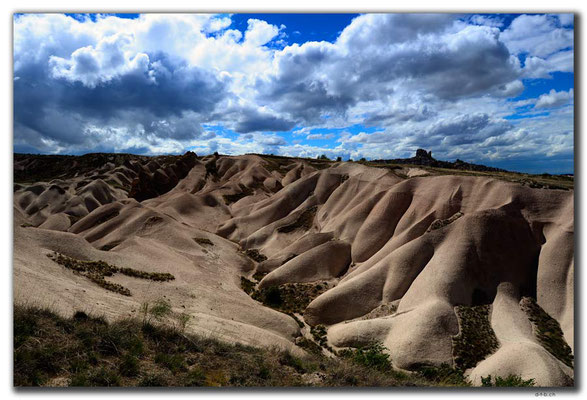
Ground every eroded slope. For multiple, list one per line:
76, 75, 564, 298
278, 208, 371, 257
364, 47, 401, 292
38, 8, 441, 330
13, 152, 574, 386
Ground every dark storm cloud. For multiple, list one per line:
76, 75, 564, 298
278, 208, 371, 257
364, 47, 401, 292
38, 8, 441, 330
233, 107, 296, 133
57, 54, 227, 118
14, 51, 228, 151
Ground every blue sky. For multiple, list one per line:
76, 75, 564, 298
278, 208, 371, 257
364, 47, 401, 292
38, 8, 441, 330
13, 13, 574, 173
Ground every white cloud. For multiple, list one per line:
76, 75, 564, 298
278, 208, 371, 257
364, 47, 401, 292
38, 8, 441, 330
244, 19, 281, 46
535, 89, 574, 109
500, 14, 573, 58
523, 49, 574, 79
306, 133, 335, 140
12, 13, 574, 172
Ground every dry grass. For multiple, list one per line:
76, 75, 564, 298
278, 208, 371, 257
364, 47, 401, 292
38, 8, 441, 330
452, 305, 499, 371
47, 252, 174, 296
14, 304, 438, 387
520, 297, 574, 368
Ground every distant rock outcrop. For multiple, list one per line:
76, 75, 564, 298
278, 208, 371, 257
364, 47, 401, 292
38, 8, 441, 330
373, 149, 507, 172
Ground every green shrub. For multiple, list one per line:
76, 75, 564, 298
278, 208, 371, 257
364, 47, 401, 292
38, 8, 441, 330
481, 375, 535, 387
340, 343, 392, 372
416, 364, 470, 386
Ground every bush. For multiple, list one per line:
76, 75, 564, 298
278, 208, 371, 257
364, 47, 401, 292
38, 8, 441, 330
481, 375, 535, 387
340, 343, 392, 372
13, 304, 546, 388
263, 286, 283, 307
416, 364, 469, 387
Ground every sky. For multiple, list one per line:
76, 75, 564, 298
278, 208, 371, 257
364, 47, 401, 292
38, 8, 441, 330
13, 13, 574, 173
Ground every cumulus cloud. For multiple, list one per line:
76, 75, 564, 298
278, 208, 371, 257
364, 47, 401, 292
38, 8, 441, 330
12, 13, 574, 172
244, 19, 281, 46
535, 89, 574, 109
500, 14, 573, 58
245, 13, 524, 142
468, 15, 505, 28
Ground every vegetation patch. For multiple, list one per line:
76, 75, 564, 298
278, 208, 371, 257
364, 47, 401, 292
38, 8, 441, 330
452, 305, 499, 371
277, 206, 317, 233
310, 325, 328, 348
295, 337, 324, 356
520, 297, 574, 368
416, 364, 470, 387
100, 241, 122, 251
481, 375, 535, 387
288, 313, 305, 329
240, 277, 256, 296
244, 248, 267, 263
427, 211, 463, 232
193, 237, 214, 246
338, 343, 407, 379
47, 252, 174, 296
222, 184, 254, 205
246, 282, 331, 315
15, 304, 476, 387
252, 271, 268, 281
